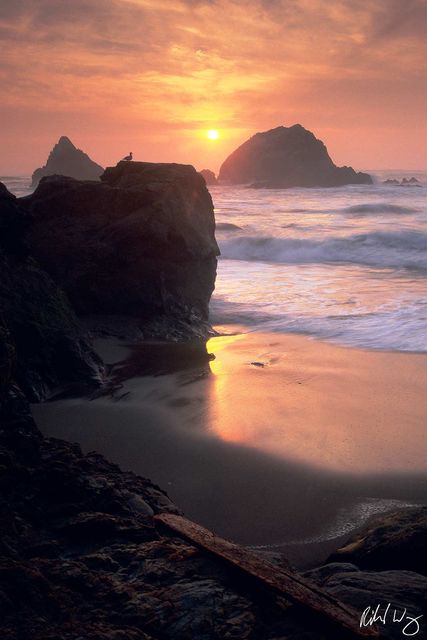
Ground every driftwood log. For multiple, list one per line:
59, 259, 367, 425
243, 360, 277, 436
155, 513, 379, 639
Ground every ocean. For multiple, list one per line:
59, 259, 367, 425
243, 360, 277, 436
211, 171, 427, 352
5, 171, 427, 352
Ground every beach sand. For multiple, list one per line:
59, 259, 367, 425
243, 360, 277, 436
32, 331, 427, 568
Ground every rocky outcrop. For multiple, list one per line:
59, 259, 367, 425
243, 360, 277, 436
218, 124, 372, 188
23, 162, 219, 339
199, 169, 218, 185
0, 183, 103, 401
383, 177, 421, 187
31, 136, 103, 187
328, 507, 427, 575
305, 564, 426, 640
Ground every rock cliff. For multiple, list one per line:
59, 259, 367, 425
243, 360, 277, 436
218, 124, 372, 188
23, 162, 219, 339
31, 136, 104, 187
0, 183, 103, 401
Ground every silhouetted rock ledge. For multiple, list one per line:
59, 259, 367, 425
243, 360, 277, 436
218, 124, 373, 188
31, 136, 104, 187
22, 162, 220, 341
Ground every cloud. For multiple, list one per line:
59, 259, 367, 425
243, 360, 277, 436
1, 0, 426, 172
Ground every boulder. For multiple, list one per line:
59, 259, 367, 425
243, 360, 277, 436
23, 162, 219, 338
218, 124, 372, 188
0, 183, 103, 401
324, 571, 426, 640
199, 169, 218, 185
328, 507, 427, 575
31, 136, 103, 187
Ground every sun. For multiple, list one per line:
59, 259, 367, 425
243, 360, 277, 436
207, 129, 219, 140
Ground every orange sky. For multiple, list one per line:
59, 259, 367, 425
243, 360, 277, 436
1, 0, 426, 174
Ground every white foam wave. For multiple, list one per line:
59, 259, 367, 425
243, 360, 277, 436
211, 297, 427, 351
220, 230, 427, 271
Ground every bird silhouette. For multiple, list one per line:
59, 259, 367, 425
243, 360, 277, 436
122, 151, 133, 161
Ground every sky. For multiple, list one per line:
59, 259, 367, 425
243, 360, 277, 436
1, 0, 426, 174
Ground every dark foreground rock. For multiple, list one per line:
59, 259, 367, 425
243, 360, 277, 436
2, 380, 427, 639
0, 184, 103, 401
0, 341, 346, 640
31, 136, 104, 187
22, 162, 219, 340
328, 507, 427, 575
218, 124, 372, 188
305, 564, 426, 640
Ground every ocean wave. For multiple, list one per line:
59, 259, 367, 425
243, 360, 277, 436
219, 230, 427, 270
342, 202, 419, 215
211, 296, 427, 351
216, 222, 243, 231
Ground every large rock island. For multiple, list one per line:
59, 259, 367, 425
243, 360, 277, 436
31, 136, 104, 187
218, 124, 372, 188
23, 161, 219, 340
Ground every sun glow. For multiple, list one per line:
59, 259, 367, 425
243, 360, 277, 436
207, 129, 219, 140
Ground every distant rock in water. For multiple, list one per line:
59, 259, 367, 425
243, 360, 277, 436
383, 177, 421, 187
383, 179, 400, 185
22, 162, 219, 339
31, 136, 104, 187
218, 124, 372, 188
199, 169, 218, 185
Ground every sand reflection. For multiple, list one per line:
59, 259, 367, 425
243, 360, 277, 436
207, 332, 427, 474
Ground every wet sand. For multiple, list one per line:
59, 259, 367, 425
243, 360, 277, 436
32, 331, 427, 568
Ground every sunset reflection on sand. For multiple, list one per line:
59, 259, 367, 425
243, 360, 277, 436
207, 331, 427, 474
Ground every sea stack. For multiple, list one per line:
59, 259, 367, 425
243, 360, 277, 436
219, 124, 372, 188
31, 136, 104, 187
199, 169, 218, 185
22, 161, 219, 339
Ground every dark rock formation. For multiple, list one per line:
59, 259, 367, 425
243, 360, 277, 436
31, 136, 103, 187
0, 183, 103, 401
199, 169, 218, 185
305, 564, 426, 640
218, 124, 372, 188
23, 162, 219, 339
328, 507, 427, 575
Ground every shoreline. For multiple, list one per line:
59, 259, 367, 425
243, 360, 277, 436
32, 329, 427, 569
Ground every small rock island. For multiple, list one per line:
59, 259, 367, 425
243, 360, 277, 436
31, 136, 104, 187
218, 124, 372, 188
199, 169, 218, 185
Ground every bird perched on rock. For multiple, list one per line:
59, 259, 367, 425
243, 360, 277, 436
122, 152, 133, 162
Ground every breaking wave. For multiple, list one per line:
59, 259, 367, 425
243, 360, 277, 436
342, 202, 418, 215
220, 230, 427, 271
